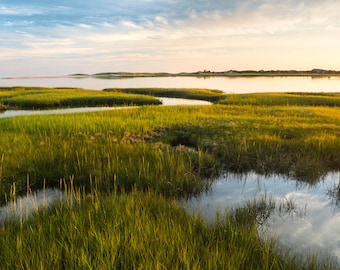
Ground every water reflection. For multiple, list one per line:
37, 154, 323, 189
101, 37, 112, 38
0, 107, 118, 118
158, 97, 211, 106
184, 172, 340, 260
2, 76, 340, 93
0, 189, 62, 222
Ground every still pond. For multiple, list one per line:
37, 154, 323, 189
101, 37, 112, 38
184, 172, 340, 261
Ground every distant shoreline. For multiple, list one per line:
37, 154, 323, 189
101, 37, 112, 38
3, 69, 340, 79
73, 68, 340, 78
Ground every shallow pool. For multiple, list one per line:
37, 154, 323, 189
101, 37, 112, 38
184, 172, 340, 261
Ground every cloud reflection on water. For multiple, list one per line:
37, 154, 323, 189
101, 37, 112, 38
184, 171, 340, 261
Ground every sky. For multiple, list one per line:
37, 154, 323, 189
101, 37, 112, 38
1, 0, 340, 76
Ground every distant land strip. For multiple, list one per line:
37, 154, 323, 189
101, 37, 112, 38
3, 69, 340, 79
73, 69, 340, 78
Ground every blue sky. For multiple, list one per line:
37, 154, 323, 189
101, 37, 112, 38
1, 0, 340, 75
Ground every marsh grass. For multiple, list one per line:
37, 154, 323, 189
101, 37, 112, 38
232, 194, 306, 229
0, 183, 335, 269
0, 86, 161, 109
0, 136, 211, 200
104, 87, 226, 102
218, 92, 340, 107
163, 106, 340, 182
1, 103, 340, 200
1, 94, 340, 268
0, 108, 218, 201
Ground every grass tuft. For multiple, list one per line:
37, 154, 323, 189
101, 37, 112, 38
1, 187, 335, 269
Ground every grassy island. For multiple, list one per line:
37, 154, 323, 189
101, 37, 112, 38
104, 87, 226, 102
218, 92, 340, 107
0, 86, 161, 109
0, 90, 340, 268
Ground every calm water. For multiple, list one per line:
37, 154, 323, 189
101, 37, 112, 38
1, 76, 340, 93
184, 172, 340, 261
0, 188, 62, 222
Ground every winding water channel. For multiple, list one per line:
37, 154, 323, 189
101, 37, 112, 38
1, 75, 340, 262
0, 97, 211, 119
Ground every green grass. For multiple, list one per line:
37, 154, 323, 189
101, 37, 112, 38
1, 103, 340, 199
104, 87, 226, 102
0, 188, 335, 269
0, 86, 161, 109
218, 92, 340, 107
0, 108, 217, 200
1, 93, 340, 268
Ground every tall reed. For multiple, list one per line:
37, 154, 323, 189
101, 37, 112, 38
1, 104, 340, 200
0, 187, 335, 269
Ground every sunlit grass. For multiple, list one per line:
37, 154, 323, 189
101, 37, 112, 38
0, 86, 161, 109
1, 104, 340, 199
0, 186, 334, 269
0, 107, 217, 200
104, 87, 226, 102
218, 92, 340, 106
1, 94, 340, 268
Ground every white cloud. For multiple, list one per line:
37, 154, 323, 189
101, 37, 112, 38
0, 5, 43, 16
120, 20, 144, 30
76, 23, 93, 29
155, 16, 168, 25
